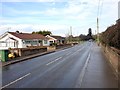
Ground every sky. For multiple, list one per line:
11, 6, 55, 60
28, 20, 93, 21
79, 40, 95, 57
0, 0, 119, 36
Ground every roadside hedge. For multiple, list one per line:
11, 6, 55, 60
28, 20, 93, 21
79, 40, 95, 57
100, 19, 120, 49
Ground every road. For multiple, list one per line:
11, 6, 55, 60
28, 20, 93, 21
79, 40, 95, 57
1, 42, 118, 88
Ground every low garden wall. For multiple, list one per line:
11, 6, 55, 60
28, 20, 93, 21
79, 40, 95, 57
56, 44, 73, 49
101, 44, 120, 74
8, 44, 77, 60
9, 46, 47, 57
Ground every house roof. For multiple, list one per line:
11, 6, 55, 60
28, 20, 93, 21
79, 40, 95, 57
48, 35, 65, 40
8, 32, 46, 40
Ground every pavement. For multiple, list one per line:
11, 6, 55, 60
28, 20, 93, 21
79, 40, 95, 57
1, 42, 118, 88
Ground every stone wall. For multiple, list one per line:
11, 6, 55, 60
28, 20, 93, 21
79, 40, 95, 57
47, 46, 56, 51
56, 44, 72, 49
101, 44, 120, 73
9, 47, 47, 57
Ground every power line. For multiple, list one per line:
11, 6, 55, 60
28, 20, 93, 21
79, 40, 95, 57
97, 0, 102, 45
99, 0, 104, 25
99, 0, 104, 19
97, 0, 101, 18
97, 0, 104, 17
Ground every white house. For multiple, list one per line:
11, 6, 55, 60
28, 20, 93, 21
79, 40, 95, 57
46, 35, 65, 45
0, 31, 49, 49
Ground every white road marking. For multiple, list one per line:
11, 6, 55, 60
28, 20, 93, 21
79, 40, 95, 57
66, 52, 71, 56
71, 46, 85, 56
75, 53, 91, 88
78, 46, 85, 52
46, 44, 86, 66
1, 73, 31, 89
46, 57, 62, 66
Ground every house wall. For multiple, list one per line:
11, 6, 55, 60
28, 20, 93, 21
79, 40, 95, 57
0, 32, 50, 49
46, 35, 57, 44
21, 39, 49, 48
46, 35, 65, 45
0, 33, 23, 49
43, 40, 50, 46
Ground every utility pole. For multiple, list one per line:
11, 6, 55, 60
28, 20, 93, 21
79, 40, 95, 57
70, 26, 72, 36
70, 26, 72, 43
97, 17, 99, 45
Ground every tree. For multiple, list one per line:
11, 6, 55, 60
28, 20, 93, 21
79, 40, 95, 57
32, 30, 52, 36
87, 28, 93, 40
88, 28, 92, 36
79, 34, 88, 41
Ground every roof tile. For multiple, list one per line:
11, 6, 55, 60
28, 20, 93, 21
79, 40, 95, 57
9, 32, 46, 40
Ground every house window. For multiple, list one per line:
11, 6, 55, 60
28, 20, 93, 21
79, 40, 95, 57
25, 40, 30, 44
44, 40, 47, 44
38, 40, 42, 43
22, 40, 25, 44
14, 42, 16, 47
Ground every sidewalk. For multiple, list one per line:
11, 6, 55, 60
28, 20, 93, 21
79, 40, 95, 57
81, 43, 118, 88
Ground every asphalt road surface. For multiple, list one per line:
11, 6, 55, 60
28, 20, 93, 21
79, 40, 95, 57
1, 42, 118, 88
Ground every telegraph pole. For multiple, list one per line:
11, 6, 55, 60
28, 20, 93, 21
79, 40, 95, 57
70, 26, 72, 43
70, 26, 72, 36
97, 17, 99, 46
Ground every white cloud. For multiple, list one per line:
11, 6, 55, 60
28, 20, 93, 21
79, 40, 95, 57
1, 0, 67, 2
1, 0, 119, 36
0, 19, 15, 24
0, 24, 70, 36
44, 8, 59, 16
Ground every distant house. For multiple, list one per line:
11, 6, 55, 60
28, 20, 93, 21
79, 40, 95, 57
46, 35, 65, 45
0, 31, 49, 49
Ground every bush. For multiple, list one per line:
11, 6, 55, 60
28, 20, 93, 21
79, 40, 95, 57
100, 19, 120, 49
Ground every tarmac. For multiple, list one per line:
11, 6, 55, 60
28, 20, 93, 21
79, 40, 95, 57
1, 42, 118, 88
0, 46, 72, 67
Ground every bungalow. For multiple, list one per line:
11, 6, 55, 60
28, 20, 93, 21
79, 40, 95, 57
0, 31, 49, 49
46, 35, 65, 45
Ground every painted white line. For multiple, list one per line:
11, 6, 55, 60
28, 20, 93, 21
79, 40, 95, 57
75, 53, 91, 88
55, 57, 62, 61
46, 57, 62, 66
1, 73, 31, 89
66, 52, 71, 56
78, 46, 85, 52
71, 46, 85, 56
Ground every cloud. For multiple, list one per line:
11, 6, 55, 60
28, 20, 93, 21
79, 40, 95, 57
0, 24, 70, 36
2, 4, 43, 17
0, 19, 15, 24
1, 0, 68, 2
1, 0, 120, 36
44, 8, 59, 16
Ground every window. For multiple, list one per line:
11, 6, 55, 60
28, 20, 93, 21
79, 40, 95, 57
38, 40, 42, 43
44, 40, 48, 44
